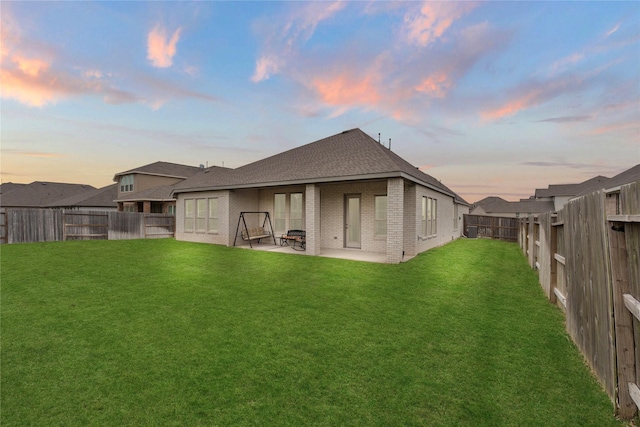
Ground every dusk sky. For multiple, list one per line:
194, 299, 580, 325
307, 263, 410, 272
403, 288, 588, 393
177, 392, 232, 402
2, 1, 639, 203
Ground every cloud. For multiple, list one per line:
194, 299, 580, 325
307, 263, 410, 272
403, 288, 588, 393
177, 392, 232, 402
147, 24, 182, 68
251, 55, 281, 83
537, 115, 591, 123
251, 1, 345, 82
3, 149, 65, 159
401, 1, 477, 47
480, 73, 591, 121
605, 23, 620, 38
520, 161, 605, 170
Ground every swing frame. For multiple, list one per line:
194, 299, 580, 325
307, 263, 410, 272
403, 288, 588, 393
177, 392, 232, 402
233, 211, 277, 248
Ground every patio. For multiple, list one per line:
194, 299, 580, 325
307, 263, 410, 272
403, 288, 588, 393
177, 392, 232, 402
236, 241, 413, 264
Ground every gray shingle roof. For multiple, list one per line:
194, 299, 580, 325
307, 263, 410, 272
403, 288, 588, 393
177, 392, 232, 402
577, 163, 640, 196
535, 175, 609, 198
172, 128, 468, 204
113, 161, 205, 181
0, 182, 96, 208
473, 196, 554, 214
46, 184, 118, 208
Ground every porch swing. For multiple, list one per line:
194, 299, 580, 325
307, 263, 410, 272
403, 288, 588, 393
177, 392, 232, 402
233, 211, 277, 248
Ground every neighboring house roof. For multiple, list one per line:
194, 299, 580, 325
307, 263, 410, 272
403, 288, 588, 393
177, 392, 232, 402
46, 184, 118, 209
0, 183, 26, 197
472, 196, 554, 215
172, 128, 469, 205
113, 161, 205, 181
0, 181, 96, 208
535, 175, 609, 198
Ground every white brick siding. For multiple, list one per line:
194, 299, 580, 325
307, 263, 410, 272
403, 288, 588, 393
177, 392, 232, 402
174, 178, 468, 263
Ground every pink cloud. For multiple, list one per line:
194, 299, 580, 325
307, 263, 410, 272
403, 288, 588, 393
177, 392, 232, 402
311, 73, 382, 110
251, 55, 281, 83
147, 24, 182, 68
402, 1, 477, 47
481, 90, 542, 120
415, 72, 451, 98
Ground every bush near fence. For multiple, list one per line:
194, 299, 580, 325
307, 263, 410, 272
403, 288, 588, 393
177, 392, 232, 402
519, 181, 640, 419
0, 209, 175, 244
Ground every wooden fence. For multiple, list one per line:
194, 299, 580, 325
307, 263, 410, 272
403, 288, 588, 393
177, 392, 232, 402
0, 209, 175, 244
519, 181, 640, 418
463, 214, 518, 241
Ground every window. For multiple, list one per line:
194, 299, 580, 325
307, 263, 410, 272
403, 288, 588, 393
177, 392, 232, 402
430, 198, 437, 236
422, 197, 437, 238
196, 199, 206, 232
453, 203, 458, 230
422, 197, 427, 236
167, 205, 176, 216
120, 174, 134, 192
290, 193, 303, 230
274, 194, 286, 234
208, 198, 219, 233
184, 199, 195, 231
374, 195, 387, 237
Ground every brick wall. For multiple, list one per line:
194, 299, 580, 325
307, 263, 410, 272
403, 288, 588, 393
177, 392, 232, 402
175, 190, 231, 245
386, 177, 404, 263
318, 180, 388, 253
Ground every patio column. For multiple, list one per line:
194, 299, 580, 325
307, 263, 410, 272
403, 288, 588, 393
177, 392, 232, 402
387, 177, 404, 264
305, 183, 321, 255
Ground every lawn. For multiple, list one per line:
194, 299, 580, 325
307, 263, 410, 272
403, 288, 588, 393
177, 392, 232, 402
1, 238, 624, 426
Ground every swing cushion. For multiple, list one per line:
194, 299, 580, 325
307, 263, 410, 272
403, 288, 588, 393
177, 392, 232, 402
242, 227, 272, 240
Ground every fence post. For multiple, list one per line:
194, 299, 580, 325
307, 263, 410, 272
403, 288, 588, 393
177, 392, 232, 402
609, 218, 636, 418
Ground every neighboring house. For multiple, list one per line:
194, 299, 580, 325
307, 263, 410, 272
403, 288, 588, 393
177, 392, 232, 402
45, 184, 119, 211
471, 164, 640, 217
0, 181, 96, 208
533, 175, 610, 211
574, 164, 640, 198
171, 128, 470, 264
470, 197, 554, 218
113, 161, 218, 214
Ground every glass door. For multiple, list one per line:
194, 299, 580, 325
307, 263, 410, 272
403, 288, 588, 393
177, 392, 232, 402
345, 195, 361, 248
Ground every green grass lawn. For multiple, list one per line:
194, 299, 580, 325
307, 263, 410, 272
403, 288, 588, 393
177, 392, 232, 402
1, 238, 624, 426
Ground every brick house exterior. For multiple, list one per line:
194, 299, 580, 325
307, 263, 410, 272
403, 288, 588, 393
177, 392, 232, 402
172, 129, 469, 263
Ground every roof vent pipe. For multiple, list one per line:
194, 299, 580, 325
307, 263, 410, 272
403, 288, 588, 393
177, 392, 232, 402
378, 133, 381, 144
389, 138, 391, 151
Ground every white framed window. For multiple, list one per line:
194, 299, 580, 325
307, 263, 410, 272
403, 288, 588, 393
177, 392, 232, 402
196, 199, 206, 232
184, 199, 195, 232
422, 197, 427, 236
274, 194, 286, 234
453, 203, 458, 230
120, 174, 134, 192
374, 195, 387, 237
208, 198, 219, 233
422, 197, 437, 238
168, 205, 176, 216
290, 193, 303, 230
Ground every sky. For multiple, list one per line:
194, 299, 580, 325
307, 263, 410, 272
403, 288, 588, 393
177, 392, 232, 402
1, 1, 639, 203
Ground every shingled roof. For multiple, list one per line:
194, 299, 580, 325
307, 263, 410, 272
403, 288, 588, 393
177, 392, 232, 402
172, 128, 468, 204
113, 161, 204, 181
46, 184, 118, 209
575, 163, 640, 196
0, 182, 96, 208
535, 175, 609, 198
473, 196, 554, 215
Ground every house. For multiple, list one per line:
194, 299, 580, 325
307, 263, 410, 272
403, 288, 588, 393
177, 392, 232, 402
470, 197, 554, 218
0, 181, 97, 208
533, 175, 610, 211
113, 161, 220, 214
171, 128, 470, 264
471, 164, 640, 218
575, 164, 640, 198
